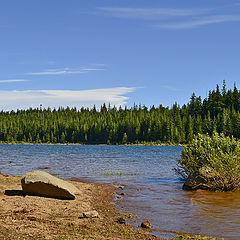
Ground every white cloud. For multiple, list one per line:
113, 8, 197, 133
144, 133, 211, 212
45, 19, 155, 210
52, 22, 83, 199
0, 87, 135, 111
80, 68, 105, 71
27, 66, 106, 75
157, 15, 240, 29
97, 7, 240, 29
27, 70, 85, 75
97, 7, 210, 20
234, 1, 240, 6
90, 63, 107, 66
0, 79, 30, 83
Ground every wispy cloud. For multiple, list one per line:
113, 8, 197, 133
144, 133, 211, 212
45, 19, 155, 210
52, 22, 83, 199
0, 87, 135, 111
234, 1, 240, 6
0, 79, 30, 83
27, 66, 106, 76
27, 69, 85, 76
80, 68, 105, 71
97, 7, 210, 20
157, 15, 240, 29
90, 63, 107, 67
97, 6, 240, 29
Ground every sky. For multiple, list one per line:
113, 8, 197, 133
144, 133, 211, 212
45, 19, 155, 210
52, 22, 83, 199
1, 0, 240, 110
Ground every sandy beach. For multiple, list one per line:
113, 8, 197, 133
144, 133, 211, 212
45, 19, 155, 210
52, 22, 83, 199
0, 173, 159, 240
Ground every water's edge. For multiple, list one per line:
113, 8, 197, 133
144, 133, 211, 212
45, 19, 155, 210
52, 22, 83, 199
0, 144, 237, 239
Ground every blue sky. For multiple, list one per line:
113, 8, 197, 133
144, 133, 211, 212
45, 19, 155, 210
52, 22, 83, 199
1, 0, 240, 110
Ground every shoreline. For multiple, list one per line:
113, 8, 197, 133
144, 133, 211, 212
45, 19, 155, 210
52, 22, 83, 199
0, 173, 219, 240
0, 141, 183, 147
0, 173, 159, 240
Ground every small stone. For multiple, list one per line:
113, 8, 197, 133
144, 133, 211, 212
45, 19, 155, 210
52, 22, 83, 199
37, 166, 51, 170
141, 221, 152, 229
120, 192, 126, 196
27, 216, 36, 221
117, 217, 126, 224
14, 208, 28, 214
137, 189, 141, 192
118, 186, 124, 190
82, 210, 99, 218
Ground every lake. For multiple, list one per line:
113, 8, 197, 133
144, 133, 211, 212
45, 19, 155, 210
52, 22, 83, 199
0, 144, 239, 239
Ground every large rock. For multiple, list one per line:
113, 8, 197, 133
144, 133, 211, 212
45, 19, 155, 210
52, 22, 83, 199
183, 167, 224, 191
21, 171, 80, 200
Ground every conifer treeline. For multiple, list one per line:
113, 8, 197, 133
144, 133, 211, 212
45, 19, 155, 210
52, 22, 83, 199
0, 81, 240, 144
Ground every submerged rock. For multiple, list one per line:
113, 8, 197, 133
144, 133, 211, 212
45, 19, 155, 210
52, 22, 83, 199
21, 170, 80, 200
183, 167, 225, 191
37, 166, 51, 170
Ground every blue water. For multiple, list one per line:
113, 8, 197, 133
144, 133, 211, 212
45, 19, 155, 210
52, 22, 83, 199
0, 144, 239, 239
0, 145, 181, 182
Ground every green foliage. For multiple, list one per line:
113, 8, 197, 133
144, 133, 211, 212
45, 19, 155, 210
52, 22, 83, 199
177, 132, 240, 191
0, 81, 239, 145
122, 133, 128, 144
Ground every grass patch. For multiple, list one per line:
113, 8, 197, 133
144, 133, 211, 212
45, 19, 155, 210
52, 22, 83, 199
119, 212, 136, 219
176, 234, 221, 239
103, 170, 141, 176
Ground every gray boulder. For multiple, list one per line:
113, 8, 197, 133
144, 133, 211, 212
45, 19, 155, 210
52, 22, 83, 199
21, 171, 80, 200
183, 166, 224, 191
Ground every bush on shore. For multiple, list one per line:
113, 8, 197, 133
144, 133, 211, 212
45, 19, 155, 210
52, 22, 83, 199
177, 132, 240, 191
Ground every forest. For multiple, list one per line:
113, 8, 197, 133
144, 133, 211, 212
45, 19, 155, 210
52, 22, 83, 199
0, 81, 240, 145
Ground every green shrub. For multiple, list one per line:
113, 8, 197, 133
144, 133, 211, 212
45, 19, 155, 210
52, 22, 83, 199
177, 132, 240, 191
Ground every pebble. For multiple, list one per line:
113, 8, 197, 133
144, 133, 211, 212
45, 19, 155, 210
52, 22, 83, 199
81, 210, 99, 218
27, 216, 36, 221
117, 217, 126, 224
